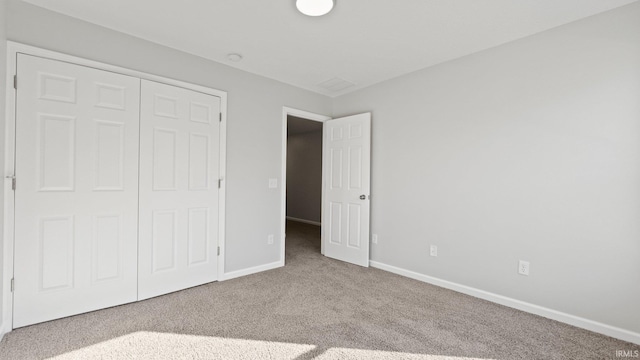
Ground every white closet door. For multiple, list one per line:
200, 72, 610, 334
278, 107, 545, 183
138, 80, 220, 300
13, 54, 141, 327
323, 113, 371, 267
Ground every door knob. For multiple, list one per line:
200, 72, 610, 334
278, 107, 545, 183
360, 195, 366, 200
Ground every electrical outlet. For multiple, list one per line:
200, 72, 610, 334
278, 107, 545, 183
267, 234, 274, 245
372, 234, 378, 244
430, 245, 438, 257
268, 178, 278, 189
518, 260, 530, 276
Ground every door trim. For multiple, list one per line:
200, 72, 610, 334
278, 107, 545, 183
281, 107, 331, 265
2, 42, 228, 334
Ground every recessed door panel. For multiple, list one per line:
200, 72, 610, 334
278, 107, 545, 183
152, 210, 178, 273
349, 123, 363, 139
139, 80, 220, 300
188, 208, 210, 266
95, 120, 124, 190
329, 202, 342, 245
154, 94, 179, 119
14, 54, 140, 327
92, 215, 121, 282
38, 114, 76, 191
152, 128, 178, 191
330, 148, 343, 189
331, 126, 343, 142
95, 83, 126, 110
347, 204, 361, 249
348, 147, 362, 190
190, 102, 211, 124
188, 133, 210, 190
38, 72, 76, 103
39, 216, 74, 291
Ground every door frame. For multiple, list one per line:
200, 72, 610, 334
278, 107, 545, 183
2, 42, 228, 335
280, 107, 331, 264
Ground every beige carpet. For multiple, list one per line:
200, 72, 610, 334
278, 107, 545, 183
0, 221, 637, 359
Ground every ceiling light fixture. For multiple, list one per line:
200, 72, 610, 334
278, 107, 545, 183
296, 0, 335, 17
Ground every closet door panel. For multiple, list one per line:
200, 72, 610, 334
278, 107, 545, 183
13, 54, 140, 327
138, 80, 220, 300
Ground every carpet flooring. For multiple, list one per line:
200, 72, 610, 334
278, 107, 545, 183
0, 220, 637, 359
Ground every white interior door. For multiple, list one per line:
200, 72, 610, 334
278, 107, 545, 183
138, 80, 221, 300
13, 54, 141, 327
323, 113, 371, 267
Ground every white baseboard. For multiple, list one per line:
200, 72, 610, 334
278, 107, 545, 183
370, 261, 640, 345
286, 216, 321, 226
221, 260, 283, 281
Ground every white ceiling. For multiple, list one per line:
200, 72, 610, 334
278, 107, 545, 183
21, 0, 638, 97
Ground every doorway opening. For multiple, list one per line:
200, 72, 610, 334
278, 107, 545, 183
281, 108, 372, 268
280, 108, 331, 265
286, 115, 324, 261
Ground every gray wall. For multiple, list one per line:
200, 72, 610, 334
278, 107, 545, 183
333, 3, 640, 334
0, 0, 7, 332
287, 130, 322, 223
3, 0, 332, 277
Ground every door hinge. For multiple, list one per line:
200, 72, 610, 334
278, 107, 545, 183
6, 175, 16, 190
217, 246, 220, 256
11, 278, 14, 292
219, 113, 222, 122
13, 75, 17, 90
218, 178, 222, 189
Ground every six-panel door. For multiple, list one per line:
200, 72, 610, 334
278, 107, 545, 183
13, 54, 141, 327
138, 80, 221, 300
323, 113, 371, 267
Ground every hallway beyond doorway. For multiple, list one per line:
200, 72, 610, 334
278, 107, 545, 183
285, 220, 321, 263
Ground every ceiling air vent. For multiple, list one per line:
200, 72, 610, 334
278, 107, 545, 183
318, 77, 356, 93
